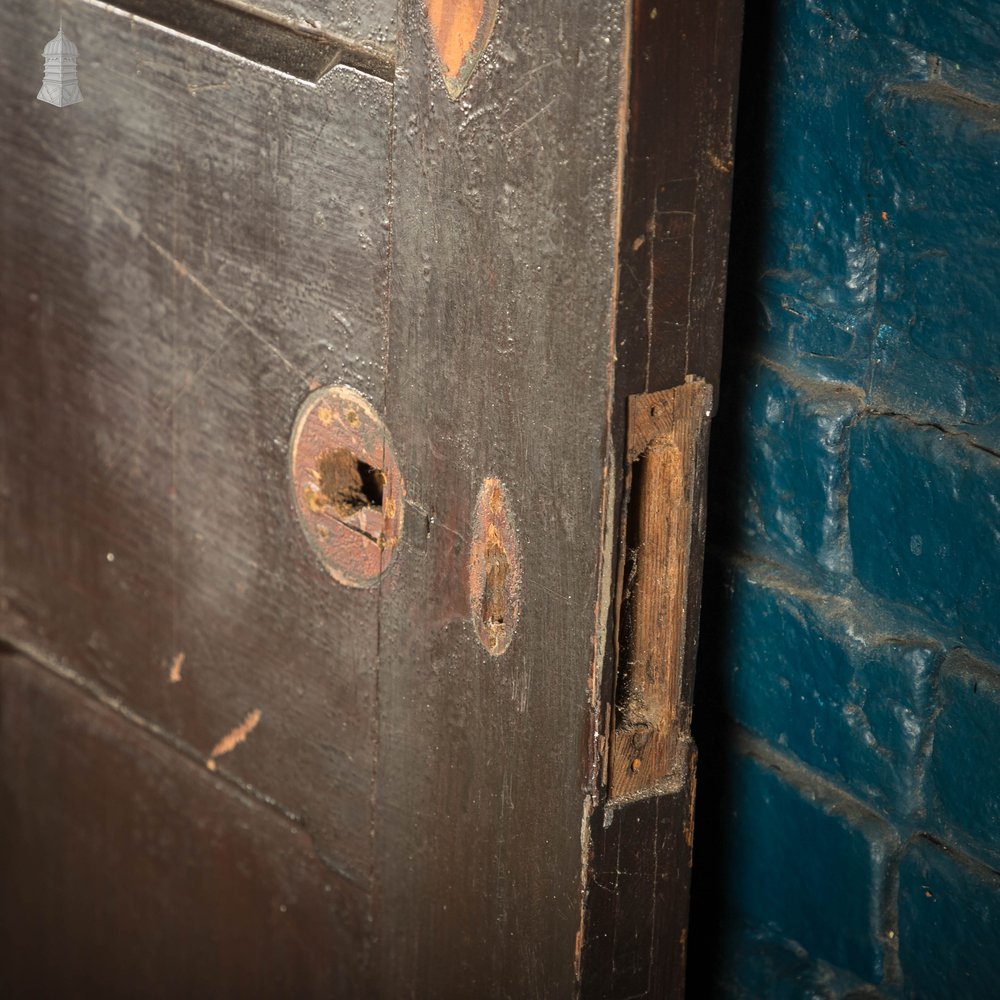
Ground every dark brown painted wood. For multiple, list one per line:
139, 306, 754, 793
106, 0, 394, 81
252, 0, 397, 55
0, 651, 367, 998
584, 763, 699, 999
0, 0, 742, 994
374, 1, 628, 995
0, 0, 390, 891
177, 0, 397, 57
583, 0, 744, 995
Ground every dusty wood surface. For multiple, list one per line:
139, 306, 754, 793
0, 650, 366, 997
583, 0, 744, 994
0, 0, 390, 887
103, 0, 394, 81
238, 0, 396, 54
585, 757, 699, 999
161, 0, 398, 57
374, 1, 628, 995
609, 380, 713, 804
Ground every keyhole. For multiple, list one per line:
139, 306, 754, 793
481, 524, 509, 630
316, 449, 384, 517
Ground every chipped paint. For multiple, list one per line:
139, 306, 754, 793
207, 708, 262, 769
469, 477, 520, 655
168, 651, 185, 684
424, 0, 498, 98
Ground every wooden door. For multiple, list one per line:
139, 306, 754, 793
0, 1, 742, 996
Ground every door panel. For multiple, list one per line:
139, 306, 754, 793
373, 1, 627, 994
102, 0, 395, 58
1, 0, 743, 995
240, 0, 396, 53
0, 651, 366, 998
0, 0, 390, 881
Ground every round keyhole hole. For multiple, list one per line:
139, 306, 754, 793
290, 385, 404, 589
316, 449, 385, 517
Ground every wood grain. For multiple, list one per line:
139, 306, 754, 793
192, 0, 396, 56
0, 0, 743, 992
103, 0, 394, 81
0, 651, 367, 997
609, 380, 713, 804
375, 0, 628, 995
0, 0, 391, 882
583, 0, 744, 994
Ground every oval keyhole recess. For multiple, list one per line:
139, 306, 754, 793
290, 386, 404, 588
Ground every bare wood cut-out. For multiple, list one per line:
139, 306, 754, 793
608, 377, 713, 803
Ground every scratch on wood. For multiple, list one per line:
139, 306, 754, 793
683, 745, 698, 852
506, 95, 559, 138
186, 80, 232, 96
106, 203, 303, 382
207, 708, 262, 769
95, 202, 308, 480
168, 651, 185, 684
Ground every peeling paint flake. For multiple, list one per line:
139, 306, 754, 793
206, 708, 262, 769
168, 651, 185, 684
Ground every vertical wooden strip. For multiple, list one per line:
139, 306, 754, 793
583, 0, 744, 993
376, 1, 627, 995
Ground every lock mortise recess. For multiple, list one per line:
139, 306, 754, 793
608, 377, 713, 804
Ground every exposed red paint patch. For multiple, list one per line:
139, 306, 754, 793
290, 386, 405, 589
424, 0, 498, 98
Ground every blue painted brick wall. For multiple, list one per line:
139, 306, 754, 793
717, 741, 895, 982
716, 560, 941, 820
927, 652, 1000, 869
850, 417, 1000, 660
897, 837, 1000, 999
690, 0, 1000, 997
720, 360, 859, 577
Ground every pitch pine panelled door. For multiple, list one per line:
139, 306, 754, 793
0, 0, 742, 995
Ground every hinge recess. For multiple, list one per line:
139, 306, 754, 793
607, 376, 713, 804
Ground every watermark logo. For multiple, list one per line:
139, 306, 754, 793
37, 19, 83, 108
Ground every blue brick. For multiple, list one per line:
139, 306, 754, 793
720, 744, 894, 981
842, 0, 1000, 96
927, 651, 1000, 867
719, 562, 941, 817
866, 86, 1000, 452
700, 1, 1000, 994
722, 361, 858, 576
898, 837, 1000, 999
712, 921, 883, 1000
735, 1, 1000, 453
735, 2, 920, 386
849, 416, 1000, 660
